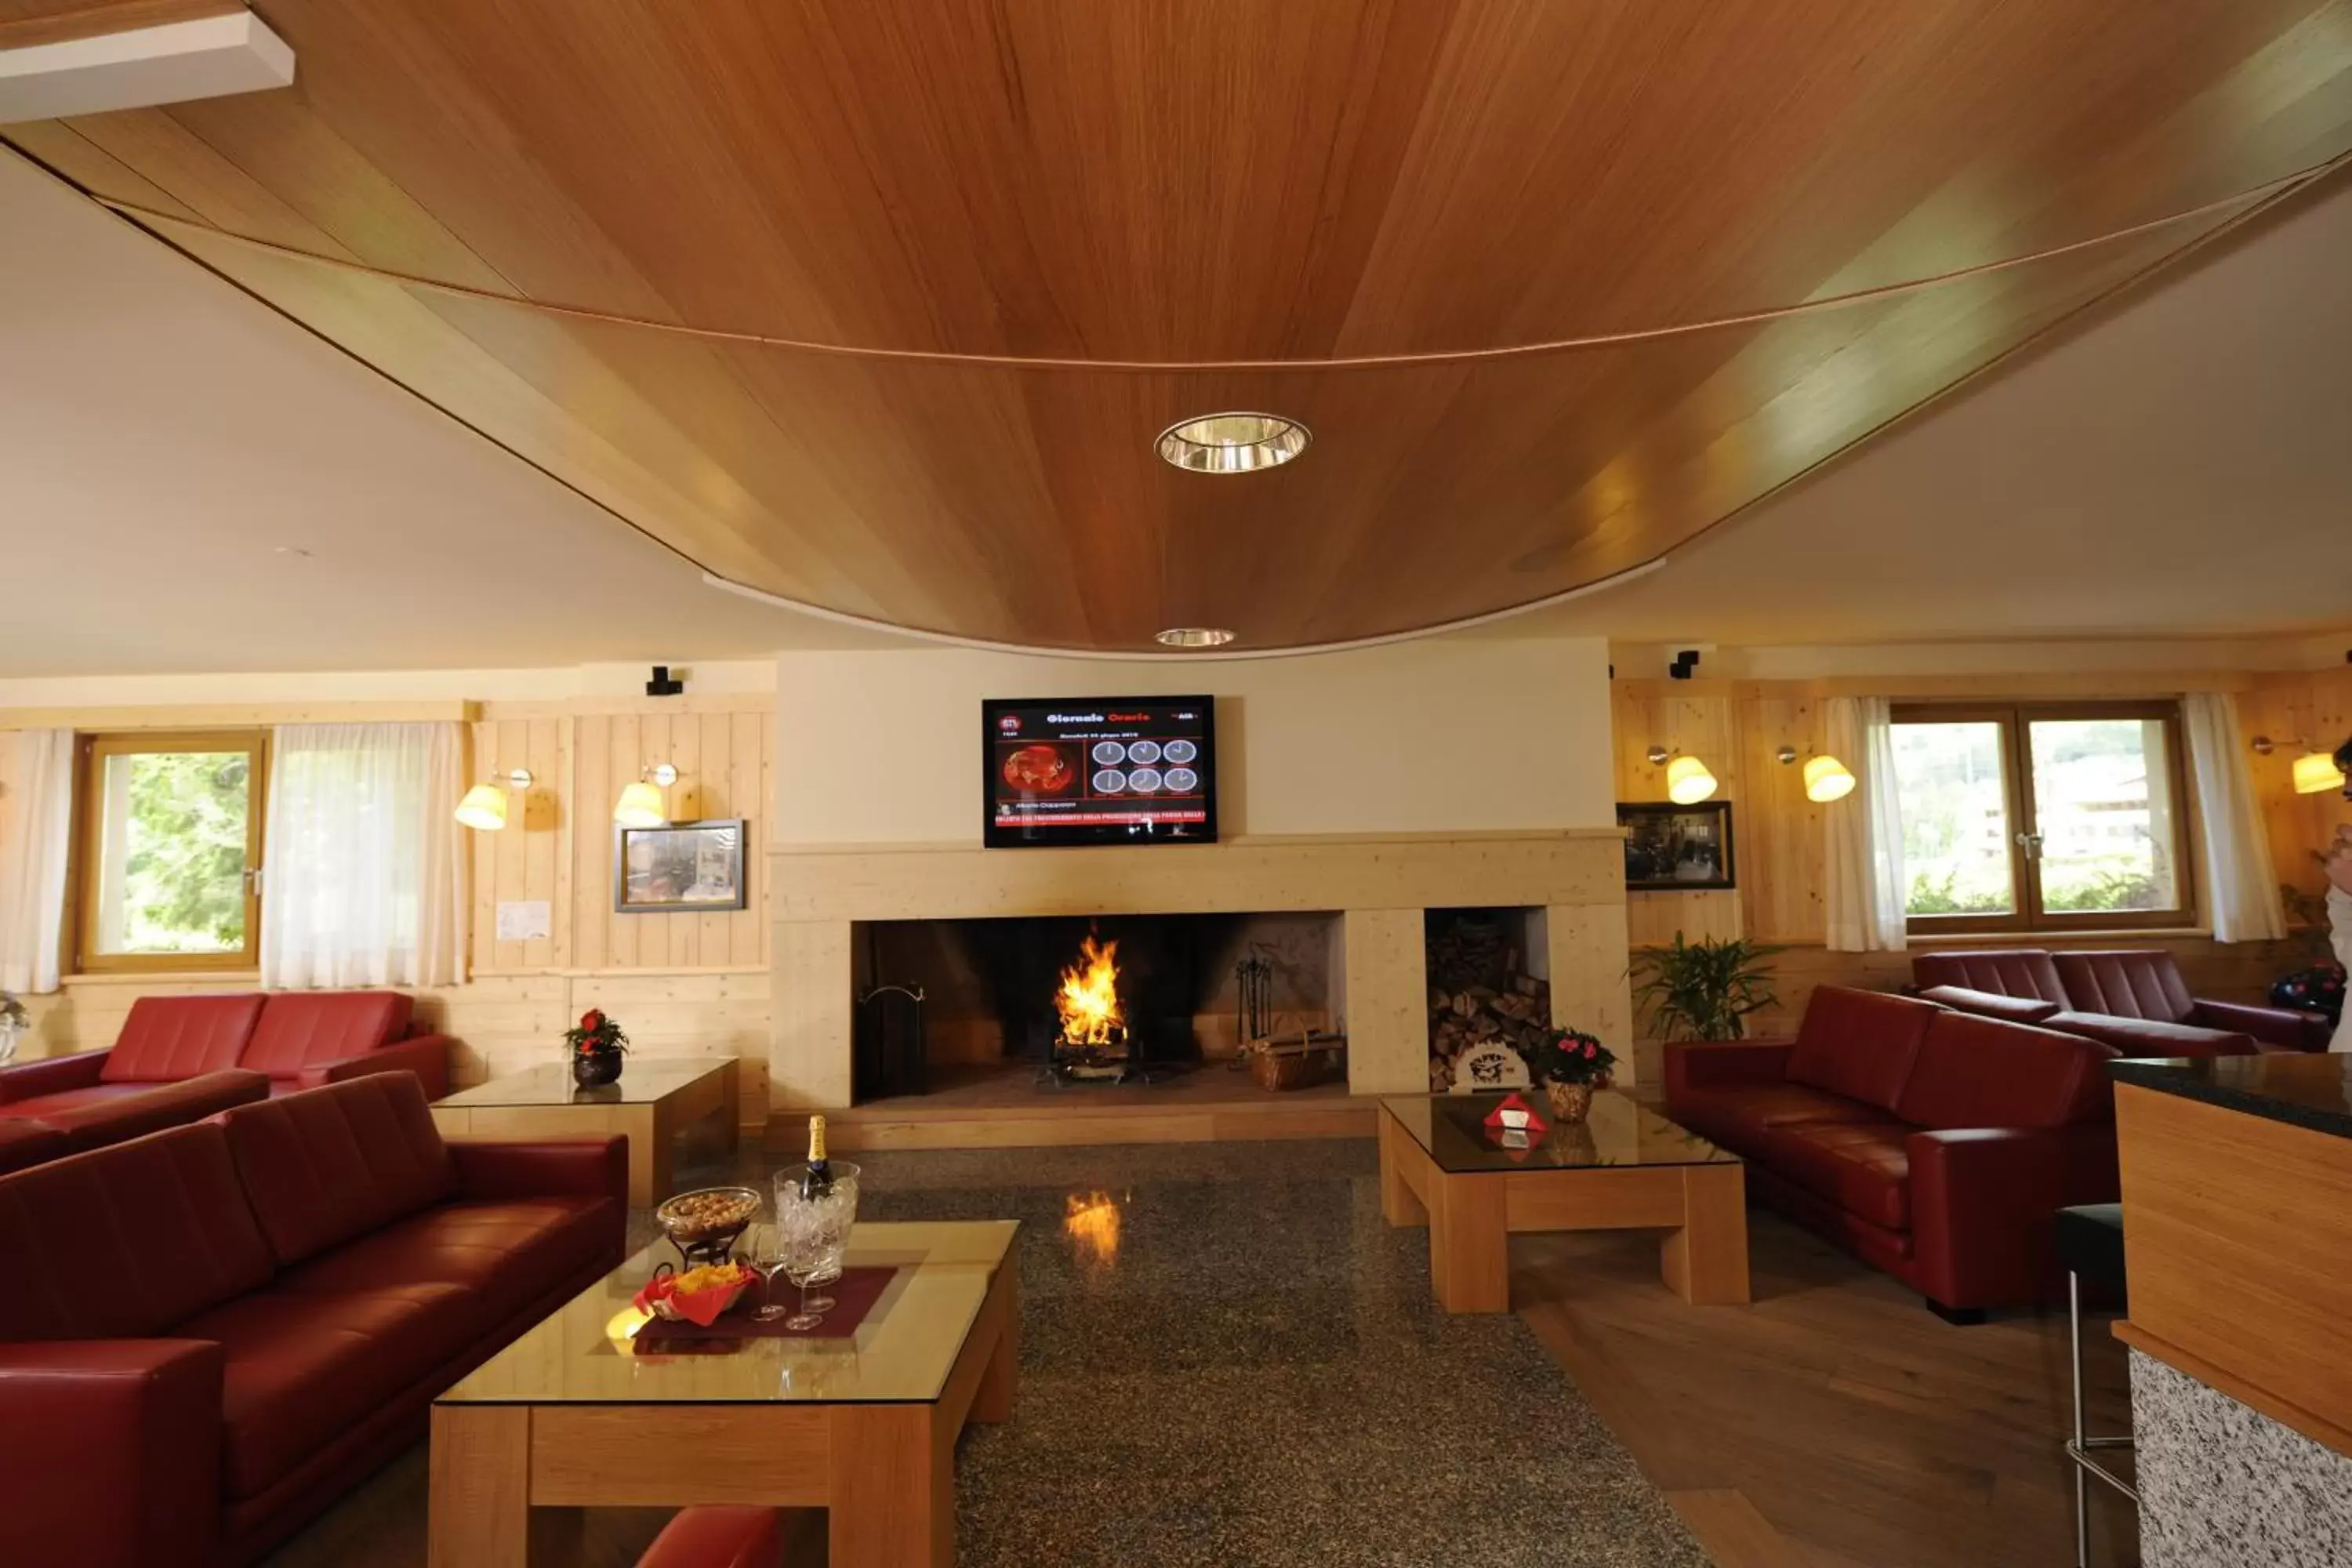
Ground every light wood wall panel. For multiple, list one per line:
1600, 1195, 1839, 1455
4, 698, 775, 1128
1610, 670, 2340, 1043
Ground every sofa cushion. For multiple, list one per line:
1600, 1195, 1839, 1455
100, 993, 266, 1083
0, 1119, 68, 1175
180, 1281, 481, 1499
2049, 950, 2195, 1024
219, 1075, 455, 1267
1915, 985, 2063, 1025
0, 1121, 278, 1341
1910, 949, 2067, 1004
1784, 987, 1941, 1115
20, 1070, 270, 1153
1, 1083, 158, 1120
2046, 1012, 2256, 1060
241, 992, 414, 1080
1893, 1012, 2115, 1131
1667, 1083, 1886, 1159
1757, 1120, 1912, 1230
278, 1196, 619, 1323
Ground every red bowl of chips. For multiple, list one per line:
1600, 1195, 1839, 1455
633, 1260, 755, 1327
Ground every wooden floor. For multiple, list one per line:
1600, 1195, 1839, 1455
789, 1060, 1377, 1151
1515, 1213, 2140, 1568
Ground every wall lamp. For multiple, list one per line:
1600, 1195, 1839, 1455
1775, 745, 1857, 804
1646, 746, 1719, 804
2250, 735, 2347, 795
614, 764, 679, 827
454, 769, 533, 832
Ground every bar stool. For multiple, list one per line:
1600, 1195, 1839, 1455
2055, 1203, 2136, 1568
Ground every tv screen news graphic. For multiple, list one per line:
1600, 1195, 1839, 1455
982, 696, 1218, 848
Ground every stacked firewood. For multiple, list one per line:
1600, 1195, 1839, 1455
1426, 920, 1552, 1091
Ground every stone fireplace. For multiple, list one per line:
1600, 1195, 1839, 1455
766, 830, 1630, 1115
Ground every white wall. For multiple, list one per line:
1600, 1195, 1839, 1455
775, 639, 1614, 844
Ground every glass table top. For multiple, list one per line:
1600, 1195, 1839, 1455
1382, 1091, 1737, 1174
440, 1220, 1018, 1405
436, 1058, 729, 1108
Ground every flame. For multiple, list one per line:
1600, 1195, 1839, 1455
1054, 935, 1124, 1047
1064, 1191, 1122, 1266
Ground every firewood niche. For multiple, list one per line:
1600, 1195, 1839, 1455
1425, 909, 1553, 1091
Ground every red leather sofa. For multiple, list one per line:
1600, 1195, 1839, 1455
0, 1073, 625, 1567
1665, 985, 2123, 1320
1911, 946, 2324, 1054
641, 1508, 786, 1567
0, 992, 452, 1168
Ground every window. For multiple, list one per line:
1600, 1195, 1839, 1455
76, 731, 269, 971
1890, 702, 2190, 932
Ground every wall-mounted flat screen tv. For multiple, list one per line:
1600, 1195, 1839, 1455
982, 696, 1218, 848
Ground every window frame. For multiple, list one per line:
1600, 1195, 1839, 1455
74, 729, 271, 975
1892, 699, 2195, 936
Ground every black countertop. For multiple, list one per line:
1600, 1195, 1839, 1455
2109, 1053, 2352, 1141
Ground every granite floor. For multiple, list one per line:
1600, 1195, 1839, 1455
267, 1138, 1709, 1567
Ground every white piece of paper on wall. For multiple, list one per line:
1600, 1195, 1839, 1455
495, 900, 551, 942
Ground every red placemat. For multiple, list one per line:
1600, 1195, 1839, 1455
633, 1265, 898, 1348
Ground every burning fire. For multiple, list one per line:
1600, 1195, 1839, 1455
1054, 935, 1125, 1047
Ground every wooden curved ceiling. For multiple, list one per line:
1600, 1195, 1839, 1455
9, 0, 2352, 652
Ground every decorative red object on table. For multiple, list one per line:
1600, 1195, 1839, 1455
634, 1266, 900, 1345
1482, 1091, 1549, 1136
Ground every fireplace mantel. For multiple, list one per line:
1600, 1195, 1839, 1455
766, 829, 1631, 1114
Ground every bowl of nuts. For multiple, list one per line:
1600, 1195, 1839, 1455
654, 1185, 761, 1266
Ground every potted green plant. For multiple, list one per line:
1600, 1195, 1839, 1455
1628, 933, 1783, 1040
1521, 1026, 1615, 1123
563, 1008, 630, 1088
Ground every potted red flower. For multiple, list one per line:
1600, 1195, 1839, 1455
1521, 1026, 1615, 1124
564, 1008, 630, 1088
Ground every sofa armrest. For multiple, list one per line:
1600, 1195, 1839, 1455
1664, 1039, 1795, 1096
1915, 985, 2061, 1025
448, 1135, 630, 1209
0, 1338, 223, 1567
1906, 1125, 2119, 1312
296, 1033, 452, 1100
0, 1049, 109, 1104
2187, 999, 2333, 1052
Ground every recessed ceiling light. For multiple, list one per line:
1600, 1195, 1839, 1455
1156, 627, 1236, 649
1155, 412, 1310, 474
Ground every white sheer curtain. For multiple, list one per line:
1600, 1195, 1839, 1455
1824, 695, 1910, 953
2182, 692, 2286, 942
0, 730, 75, 994
260, 722, 468, 989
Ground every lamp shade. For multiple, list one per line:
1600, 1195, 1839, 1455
453, 782, 508, 831
1802, 754, 1857, 804
1664, 755, 1719, 804
2292, 751, 2347, 795
613, 779, 670, 828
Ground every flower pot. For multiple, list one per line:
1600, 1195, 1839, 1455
573, 1045, 625, 1089
1543, 1080, 1594, 1123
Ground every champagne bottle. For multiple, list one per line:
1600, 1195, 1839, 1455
798, 1114, 835, 1200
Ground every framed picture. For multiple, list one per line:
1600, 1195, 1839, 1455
614, 818, 748, 913
1618, 802, 1736, 891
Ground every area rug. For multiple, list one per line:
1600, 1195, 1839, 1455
858, 1139, 1712, 1567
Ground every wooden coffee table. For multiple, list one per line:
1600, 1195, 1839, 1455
1378, 1091, 1749, 1312
429, 1220, 1019, 1568
429, 1057, 738, 1207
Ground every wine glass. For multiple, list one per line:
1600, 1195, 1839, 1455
775, 1163, 860, 1328
745, 1222, 793, 1323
